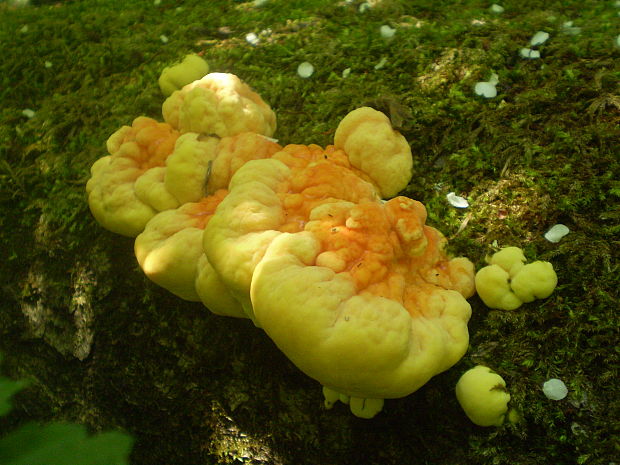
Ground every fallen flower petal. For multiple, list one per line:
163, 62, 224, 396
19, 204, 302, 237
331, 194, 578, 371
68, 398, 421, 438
245, 32, 259, 46
380, 25, 396, 39
520, 48, 540, 59
543, 379, 568, 400
297, 62, 314, 78
474, 82, 497, 98
544, 224, 569, 243
447, 192, 469, 208
530, 31, 550, 46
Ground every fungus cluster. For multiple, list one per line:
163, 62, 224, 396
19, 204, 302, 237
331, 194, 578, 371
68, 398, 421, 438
474, 247, 558, 310
87, 59, 476, 418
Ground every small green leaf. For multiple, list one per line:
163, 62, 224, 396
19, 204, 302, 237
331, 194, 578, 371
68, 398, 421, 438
0, 422, 133, 465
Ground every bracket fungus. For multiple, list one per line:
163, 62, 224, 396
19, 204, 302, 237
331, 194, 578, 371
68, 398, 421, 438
87, 73, 278, 238
87, 66, 479, 419
250, 199, 474, 416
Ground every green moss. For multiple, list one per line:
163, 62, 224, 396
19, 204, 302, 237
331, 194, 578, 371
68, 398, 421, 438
0, 0, 618, 464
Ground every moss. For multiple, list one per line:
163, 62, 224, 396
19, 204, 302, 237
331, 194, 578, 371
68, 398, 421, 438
0, 0, 618, 464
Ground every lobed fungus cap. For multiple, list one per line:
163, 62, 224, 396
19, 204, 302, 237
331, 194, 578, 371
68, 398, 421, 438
134, 190, 227, 302
510, 261, 558, 302
158, 54, 210, 97
249, 197, 474, 409
203, 145, 381, 320
486, 246, 525, 276
163, 131, 282, 205
474, 265, 523, 310
333, 107, 413, 198
163, 133, 220, 205
86, 117, 180, 236
205, 132, 282, 194
162, 73, 277, 138
455, 365, 511, 427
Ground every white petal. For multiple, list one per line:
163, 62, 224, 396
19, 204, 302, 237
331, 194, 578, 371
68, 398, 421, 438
297, 62, 314, 78
474, 82, 497, 98
22, 109, 35, 118
562, 22, 581, 36
543, 379, 568, 400
380, 25, 396, 39
447, 192, 469, 208
520, 48, 540, 59
159, 35, 169, 44
342, 68, 351, 78
544, 224, 570, 243
490, 4, 504, 13
374, 57, 387, 70
245, 32, 260, 46
488, 73, 500, 85
358, 2, 370, 12
530, 31, 550, 46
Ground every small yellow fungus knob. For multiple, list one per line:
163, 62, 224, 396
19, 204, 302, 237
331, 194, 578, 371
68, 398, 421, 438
158, 54, 210, 97
455, 365, 511, 427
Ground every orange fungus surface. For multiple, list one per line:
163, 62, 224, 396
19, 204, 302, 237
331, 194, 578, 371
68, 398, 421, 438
107, 116, 180, 170
304, 197, 468, 318
271, 144, 378, 233
185, 189, 228, 230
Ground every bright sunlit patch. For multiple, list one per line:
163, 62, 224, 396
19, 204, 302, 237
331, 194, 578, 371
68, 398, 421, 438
22, 109, 35, 118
